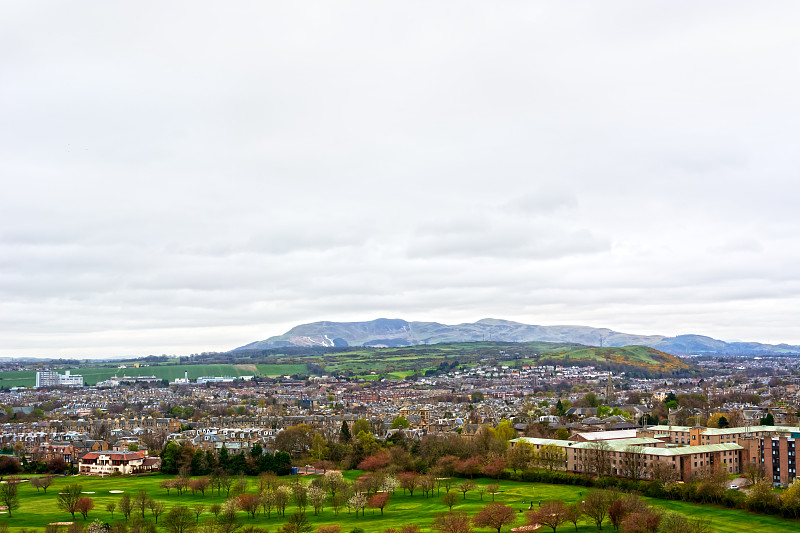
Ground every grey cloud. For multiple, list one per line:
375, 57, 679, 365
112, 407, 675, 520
2, 1, 800, 356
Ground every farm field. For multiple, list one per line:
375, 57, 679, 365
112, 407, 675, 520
0, 364, 307, 388
2, 474, 796, 533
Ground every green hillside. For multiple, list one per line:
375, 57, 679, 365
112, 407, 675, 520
0, 363, 306, 388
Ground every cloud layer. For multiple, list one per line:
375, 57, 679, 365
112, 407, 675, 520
2, 2, 799, 357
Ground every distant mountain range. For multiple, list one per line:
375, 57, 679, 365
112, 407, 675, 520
234, 318, 800, 355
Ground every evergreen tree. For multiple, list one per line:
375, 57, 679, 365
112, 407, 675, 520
340, 420, 352, 443
218, 446, 230, 472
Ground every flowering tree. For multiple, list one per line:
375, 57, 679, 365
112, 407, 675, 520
348, 493, 367, 517
76, 497, 94, 520
368, 492, 390, 515
432, 511, 473, 533
472, 502, 516, 533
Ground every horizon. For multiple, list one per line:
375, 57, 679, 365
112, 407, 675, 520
4, 316, 800, 360
3, 2, 800, 358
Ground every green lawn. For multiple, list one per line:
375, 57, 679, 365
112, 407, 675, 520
0, 364, 307, 387
2, 475, 797, 533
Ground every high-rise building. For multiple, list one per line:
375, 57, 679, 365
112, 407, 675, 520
35, 370, 83, 388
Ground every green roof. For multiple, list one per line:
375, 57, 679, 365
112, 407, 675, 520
569, 437, 663, 451
510, 437, 574, 447
645, 425, 800, 436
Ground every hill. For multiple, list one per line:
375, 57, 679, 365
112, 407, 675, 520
236, 341, 692, 378
235, 318, 800, 355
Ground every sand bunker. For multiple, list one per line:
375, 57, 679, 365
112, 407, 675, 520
511, 526, 541, 532
109, 490, 124, 494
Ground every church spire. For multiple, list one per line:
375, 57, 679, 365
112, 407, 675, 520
606, 372, 615, 404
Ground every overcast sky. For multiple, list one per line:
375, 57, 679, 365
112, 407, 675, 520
2, 2, 800, 358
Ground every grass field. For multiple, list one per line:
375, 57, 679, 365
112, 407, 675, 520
2, 474, 796, 533
0, 364, 307, 388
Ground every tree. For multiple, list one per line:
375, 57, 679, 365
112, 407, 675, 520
458, 480, 476, 500
217, 499, 241, 533
340, 421, 352, 443
134, 490, 150, 518
619, 447, 647, 480
358, 453, 391, 472
190, 478, 210, 496
87, 518, 107, 533
347, 493, 367, 517
506, 443, 533, 474
760, 413, 775, 426
275, 486, 291, 516
555, 427, 570, 440
781, 478, 800, 518
149, 500, 166, 524
583, 393, 599, 408
432, 511, 473, 533
563, 504, 582, 532
280, 512, 313, 533
481, 457, 506, 479
747, 479, 780, 513
275, 424, 315, 456
419, 474, 436, 498
744, 463, 767, 486
398, 472, 420, 496
493, 420, 516, 442
706, 413, 728, 428
161, 479, 176, 495
528, 501, 567, 533
442, 491, 459, 511
620, 510, 662, 533
106, 502, 117, 519
581, 490, 612, 530
38, 474, 53, 494
162, 506, 196, 533
119, 494, 133, 521
368, 492, 390, 515
310, 434, 329, 462
580, 442, 611, 476
237, 494, 260, 519
308, 485, 327, 515
76, 497, 95, 520
192, 505, 205, 524
538, 444, 566, 471
0, 478, 19, 517
58, 484, 83, 519
472, 502, 516, 533
695, 466, 728, 504
646, 460, 679, 485
391, 416, 411, 429
608, 494, 647, 532
487, 484, 500, 502
659, 513, 712, 533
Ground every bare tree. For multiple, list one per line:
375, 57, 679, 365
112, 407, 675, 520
647, 459, 679, 485
149, 500, 166, 524
619, 446, 647, 480
528, 501, 567, 533
0, 478, 20, 517
581, 442, 612, 477
581, 490, 613, 531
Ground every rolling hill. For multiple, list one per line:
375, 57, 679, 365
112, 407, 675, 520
235, 318, 800, 356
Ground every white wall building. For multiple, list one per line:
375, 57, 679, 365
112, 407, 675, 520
35, 370, 83, 388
